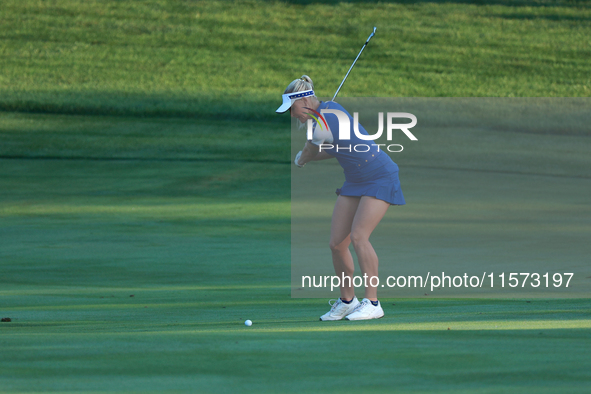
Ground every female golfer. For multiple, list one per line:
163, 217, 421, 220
277, 75, 405, 321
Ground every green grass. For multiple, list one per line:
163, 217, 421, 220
1, 112, 590, 392
1, 0, 590, 120
0, 112, 290, 163
2, 286, 590, 393
1, 0, 590, 392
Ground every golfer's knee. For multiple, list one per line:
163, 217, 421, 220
350, 231, 369, 249
329, 239, 348, 253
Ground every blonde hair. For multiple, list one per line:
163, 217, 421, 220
284, 75, 314, 94
283, 76, 317, 129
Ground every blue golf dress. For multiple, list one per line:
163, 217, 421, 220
312, 101, 405, 206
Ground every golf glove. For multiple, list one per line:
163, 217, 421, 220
294, 151, 305, 168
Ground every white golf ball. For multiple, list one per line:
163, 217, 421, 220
245, 320, 252, 327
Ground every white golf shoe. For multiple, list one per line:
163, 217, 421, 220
320, 297, 360, 321
345, 298, 384, 321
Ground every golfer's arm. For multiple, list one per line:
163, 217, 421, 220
298, 141, 319, 165
310, 149, 333, 161
299, 142, 334, 165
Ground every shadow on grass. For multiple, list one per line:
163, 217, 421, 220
0, 154, 289, 165
0, 90, 282, 122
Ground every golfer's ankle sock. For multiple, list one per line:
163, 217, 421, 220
370, 300, 379, 307
341, 298, 353, 304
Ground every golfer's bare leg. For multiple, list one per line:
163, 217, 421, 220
329, 195, 360, 301
350, 196, 390, 301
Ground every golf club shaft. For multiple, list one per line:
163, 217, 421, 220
332, 27, 377, 102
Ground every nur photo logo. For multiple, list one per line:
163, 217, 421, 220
306, 109, 418, 153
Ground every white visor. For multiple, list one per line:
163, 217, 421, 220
276, 89, 315, 113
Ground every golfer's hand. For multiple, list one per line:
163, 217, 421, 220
294, 151, 305, 168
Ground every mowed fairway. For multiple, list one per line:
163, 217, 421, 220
2, 113, 590, 393
1, 1, 591, 393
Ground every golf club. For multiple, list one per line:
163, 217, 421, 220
331, 27, 377, 102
